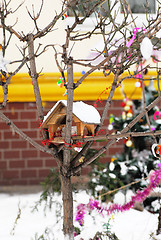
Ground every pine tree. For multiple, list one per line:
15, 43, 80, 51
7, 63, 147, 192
89, 79, 161, 212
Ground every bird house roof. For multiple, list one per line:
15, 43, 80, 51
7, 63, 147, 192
41, 100, 101, 128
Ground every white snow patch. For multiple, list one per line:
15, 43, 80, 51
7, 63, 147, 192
129, 166, 138, 171
109, 162, 115, 171
140, 37, 153, 60
112, 209, 158, 240
74, 147, 82, 152
0, 51, 10, 73
64, 234, 73, 240
95, 185, 104, 192
109, 173, 116, 179
119, 162, 128, 175
152, 200, 160, 212
113, 191, 125, 205
0, 190, 159, 240
156, 119, 161, 124
126, 189, 135, 202
43, 100, 101, 124
156, 29, 161, 38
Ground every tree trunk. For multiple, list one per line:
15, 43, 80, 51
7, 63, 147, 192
61, 57, 74, 239
157, 204, 161, 235
61, 174, 74, 240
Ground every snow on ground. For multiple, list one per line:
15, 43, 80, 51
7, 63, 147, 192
0, 190, 160, 240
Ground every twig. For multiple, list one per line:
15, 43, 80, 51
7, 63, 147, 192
98, 177, 148, 199
26, 0, 44, 32
141, 61, 156, 141
157, 62, 161, 96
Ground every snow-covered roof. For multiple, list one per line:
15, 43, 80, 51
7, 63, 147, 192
43, 100, 101, 125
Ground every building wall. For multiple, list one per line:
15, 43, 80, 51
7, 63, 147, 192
3, 1, 158, 74
0, 2, 158, 185
0, 100, 124, 185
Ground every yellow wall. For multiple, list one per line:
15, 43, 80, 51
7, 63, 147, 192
0, 71, 158, 102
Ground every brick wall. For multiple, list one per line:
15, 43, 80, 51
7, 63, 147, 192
0, 100, 124, 185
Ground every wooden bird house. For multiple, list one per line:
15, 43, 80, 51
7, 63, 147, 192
40, 100, 101, 144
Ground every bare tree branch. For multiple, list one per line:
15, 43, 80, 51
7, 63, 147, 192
0, 111, 57, 157
141, 62, 156, 141
71, 95, 161, 176
0, 74, 11, 109
70, 70, 120, 166
27, 33, 44, 121
72, 130, 161, 143
26, 0, 44, 32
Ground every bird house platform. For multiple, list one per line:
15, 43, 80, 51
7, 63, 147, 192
40, 100, 101, 144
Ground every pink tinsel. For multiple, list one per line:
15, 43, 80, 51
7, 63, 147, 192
75, 166, 161, 226
126, 28, 146, 48
154, 111, 161, 120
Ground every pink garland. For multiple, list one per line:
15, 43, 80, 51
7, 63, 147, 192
126, 28, 146, 48
75, 166, 161, 226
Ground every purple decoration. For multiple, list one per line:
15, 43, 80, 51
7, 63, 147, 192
126, 28, 146, 48
75, 166, 161, 226
75, 203, 86, 226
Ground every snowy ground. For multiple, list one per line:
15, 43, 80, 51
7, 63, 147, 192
0, 190, 160, 240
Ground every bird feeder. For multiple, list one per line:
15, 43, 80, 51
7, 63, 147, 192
40, 100, 101, 144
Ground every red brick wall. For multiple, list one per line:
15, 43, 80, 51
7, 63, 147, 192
0, 100, 124, 185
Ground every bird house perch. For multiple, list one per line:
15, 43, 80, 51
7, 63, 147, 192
40, 100, 101, 144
